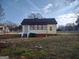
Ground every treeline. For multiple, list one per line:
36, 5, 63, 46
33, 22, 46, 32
57, 17, 79, 32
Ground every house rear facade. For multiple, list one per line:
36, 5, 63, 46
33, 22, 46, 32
21, 18, 57, 37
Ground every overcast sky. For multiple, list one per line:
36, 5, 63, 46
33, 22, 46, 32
1, 0, 79, 25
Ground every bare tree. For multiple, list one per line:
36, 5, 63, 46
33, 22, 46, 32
74, 13, 79, 24
28, 13, 43, 19
76, 16, 79, 25
75, 13, 79, 31
0, 4, 5, 21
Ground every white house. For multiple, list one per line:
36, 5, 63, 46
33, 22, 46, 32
21, 18, 57, 37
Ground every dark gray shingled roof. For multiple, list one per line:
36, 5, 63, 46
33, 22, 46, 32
21, 18, 57, 25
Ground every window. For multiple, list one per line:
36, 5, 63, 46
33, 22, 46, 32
37, 25, 42, 30
30, 25, 47, 30
41, 25, 47, 30
30, 25, 35, 30
36, 25, 47, 30
50, 26, 52, 31
41, 25, 43, 30
43, 25, 47, 30
39, 25, 41, 30
35, 25, 37, 30
37, 25, 40, 30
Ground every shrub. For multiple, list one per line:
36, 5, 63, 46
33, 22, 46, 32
29, 33, 37, 37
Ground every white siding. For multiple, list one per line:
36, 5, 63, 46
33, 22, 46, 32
47, 24, 57, 34
29, 30, 47, 34
22, 25, 28, 34
22, 24, 57, 34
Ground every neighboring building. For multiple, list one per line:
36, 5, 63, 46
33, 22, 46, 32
21, 18, 57, 37
0, 25, 10, 35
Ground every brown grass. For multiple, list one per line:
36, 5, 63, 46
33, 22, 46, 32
0, 33, 79, 59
